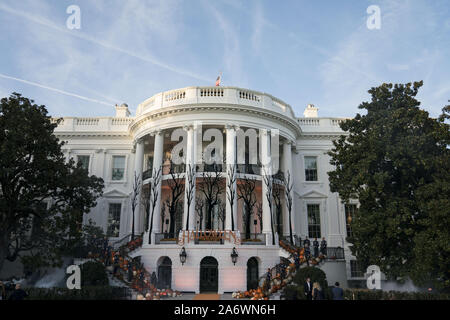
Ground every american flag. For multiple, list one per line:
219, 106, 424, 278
215, 74, 221, 86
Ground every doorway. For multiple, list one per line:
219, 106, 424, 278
200, 256, 218, 292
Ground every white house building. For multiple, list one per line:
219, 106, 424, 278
53, 86, 363, 293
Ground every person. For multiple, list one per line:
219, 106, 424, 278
304, 244, 311, 266
150, 272, 157, 287
264, 268, 272, 291
303, 238, 310, 248
139, 269, 146, 290
127, 261, 134, 282
312, 282, 324, 300
0, 281, 6, 300
304, 277, 313, 300
8, 283, 28, 300
331, 282, 344, 300
113, 252, 120, 274
294, 254, 300, 270
313, 238, 319, 258
320, 237, 327, 256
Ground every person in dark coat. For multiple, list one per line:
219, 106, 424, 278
150, 272, 157, 287
303, 238, 310, 248
127, 261, 134, 282
8, 284, 28, 300
304, 277, 313, 300
331, 282, 344, 300
312, 282, 324, 300
313, 238, 319, 258
113, 253, 120, 274
304, 244, 311, 266
0, 281, 6, 300
264, 268, 272, 291
320, 237, 327, 256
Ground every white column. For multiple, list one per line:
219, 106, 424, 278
133, 138, 144, 234
183, 125, 196, 230
151, 130, 164, 234
260, 129, 272, 236
225, 124, 238, 231
282, 141, 295, 237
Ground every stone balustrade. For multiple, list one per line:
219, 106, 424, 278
137, 86, 297, 119
53, 117, 133, 132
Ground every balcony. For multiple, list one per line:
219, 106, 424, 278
136, 86, 297, 120
325, 247, 345, 261
155, 233, 178, 244
236, 164, 261, 175
241, 233, 265, 245
142, 169, 152, 180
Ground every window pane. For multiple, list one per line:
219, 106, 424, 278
305, 156, 318, 181
112, 156, 125, 180
350, 260, 364, 278
307, 204, 321, 238
77, 155, 90, 171
107, 203, 121, 237
345, 204, 357, 238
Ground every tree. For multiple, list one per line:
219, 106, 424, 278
0, 93, 104, 273
195, 197, 205, 230
164, 159, 184, 236
282, 171, 294, 244
130, 172, 141, 240
226, 164, 237, 230
142, 166, 162, 244
262, 167, 276, 245
216, 199, 226, 231
237, 175, 257, 239
185, 164, 196, 230
328, 82, 450, 290
272, 182, 283, 236
198, 162, 224, 229
256, 202, 263, 233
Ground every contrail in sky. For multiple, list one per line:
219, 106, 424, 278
0, 73, 113, 106
0, 3, 211, 83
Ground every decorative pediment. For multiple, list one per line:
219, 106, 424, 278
298, 190, 328, 198
102, 189, 129, 198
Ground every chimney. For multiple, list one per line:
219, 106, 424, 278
303, 104, 318, 118
115, 103, 131, 117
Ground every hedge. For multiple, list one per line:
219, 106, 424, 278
24, 286, 131, 300
344, 289, 450, 300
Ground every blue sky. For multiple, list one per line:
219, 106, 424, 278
0, 0, 449, 118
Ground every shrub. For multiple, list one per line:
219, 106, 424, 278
80, 261, 108, 286
282, 285, 302, 300
344, 289, 450, 300
292, 267, 331, 299
25, 286, 130, 300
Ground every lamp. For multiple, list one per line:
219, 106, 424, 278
179, 247, 187, 265
231, 247, 238, 265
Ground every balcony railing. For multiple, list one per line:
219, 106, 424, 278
155, 233, 178, 244
325, 247, 345, 260
162, 164, 186, 175
241, 233, 265, 245
142, 169, 152, 180
236, 164, 261, 175
196, 163, 225, 173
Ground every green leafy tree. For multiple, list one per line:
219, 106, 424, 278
0, 93, 104, 274
328, 82, 449, 290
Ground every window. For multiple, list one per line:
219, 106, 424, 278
345, 204, 357, 237
107, 203, 121, 237
350, 260, 364, 278
112, 156, 126, 180
77, 155, 90, 171
304, 156, 318, 181
307, 204, 321, 238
